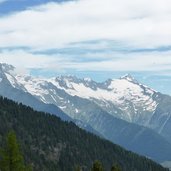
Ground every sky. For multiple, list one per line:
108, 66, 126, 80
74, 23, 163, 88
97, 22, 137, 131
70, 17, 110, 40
0, 0, 171, 94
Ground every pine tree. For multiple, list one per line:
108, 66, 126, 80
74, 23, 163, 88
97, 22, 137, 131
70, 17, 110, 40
74, 165, 82, 171
0, 131, 32, 171
111, 163, 122, 171
91, 160, 104, 171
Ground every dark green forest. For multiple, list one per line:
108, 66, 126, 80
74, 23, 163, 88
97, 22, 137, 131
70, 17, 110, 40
0, 96, 169, 171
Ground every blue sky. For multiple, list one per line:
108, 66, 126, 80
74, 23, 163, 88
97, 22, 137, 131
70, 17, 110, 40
0, 0, 171, 94
0, 0, 69, 15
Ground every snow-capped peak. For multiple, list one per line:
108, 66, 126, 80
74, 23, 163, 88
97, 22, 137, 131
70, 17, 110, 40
83, 77, 92, 82
0, 63, 27, 91
56, 75, 78, 81
120, 74, 138, 83
0, 63, 15, 74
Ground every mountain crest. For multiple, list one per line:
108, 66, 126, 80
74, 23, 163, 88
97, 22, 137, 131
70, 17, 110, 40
0, 63, 15, 74
120, 74, 138, 83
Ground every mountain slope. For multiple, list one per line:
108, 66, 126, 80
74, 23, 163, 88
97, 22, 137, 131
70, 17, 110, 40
0, 96, 169, 171
149, 93, 171, 143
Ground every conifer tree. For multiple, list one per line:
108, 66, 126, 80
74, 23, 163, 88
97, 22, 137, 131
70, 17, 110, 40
0, 131, 32, 171
74, 165, 82, 171
91, 160, 104, 171
111, 163, 122, 171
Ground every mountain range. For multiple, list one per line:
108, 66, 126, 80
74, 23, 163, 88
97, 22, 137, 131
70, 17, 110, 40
0, 63, 171, 164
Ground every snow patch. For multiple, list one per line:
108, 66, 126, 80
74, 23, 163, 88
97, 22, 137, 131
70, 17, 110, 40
5, 73, 16, 88
75, 108, 79, 113
59, 106, 66, 109
84, 77, 92, 82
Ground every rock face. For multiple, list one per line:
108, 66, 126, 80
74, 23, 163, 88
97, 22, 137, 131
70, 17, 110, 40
1, 63, 171, 162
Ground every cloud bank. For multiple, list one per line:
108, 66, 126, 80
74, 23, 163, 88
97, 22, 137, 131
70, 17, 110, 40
0, 0, 171, 75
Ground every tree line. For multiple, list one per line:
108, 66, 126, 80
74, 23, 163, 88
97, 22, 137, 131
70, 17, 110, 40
75, 160, 121, 171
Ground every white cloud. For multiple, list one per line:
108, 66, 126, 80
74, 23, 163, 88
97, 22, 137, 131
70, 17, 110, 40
0, 0, 7, 3
0, 49, 64, 69
0, 0, 171, 76
0, 0, 171, 49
